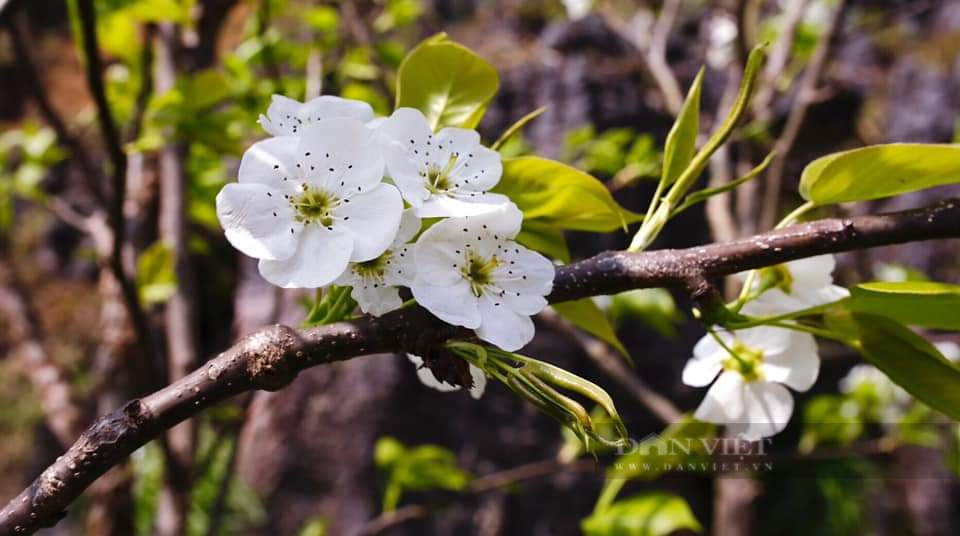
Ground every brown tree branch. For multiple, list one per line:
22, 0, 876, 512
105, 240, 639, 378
1, 199, 959, 534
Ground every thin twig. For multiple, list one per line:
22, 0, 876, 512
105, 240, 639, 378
2, 199, 960, 534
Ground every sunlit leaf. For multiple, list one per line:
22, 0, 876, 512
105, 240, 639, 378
495, 157, 643, 232
395, 34, 499, 130
582, 492, 702, 536
661, 68, 703, 186
516, 220, 570, 263
553, 298, 630, 359
136, 241, 177, 306
799, 144, 960, 205
846, 281, 960, 330
608, 288, 683, 339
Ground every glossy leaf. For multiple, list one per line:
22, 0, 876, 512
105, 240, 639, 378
495, 157, 644, 232
661, 68, 703, 187
553, 299, 630, 359
846, 281, 960, 330
582, 492, 702, 536
395, 34, 499, 130
516, 220, 570, 263
799, 144, 960, 205
849, 313, 960, 420
608, 289, 683, 339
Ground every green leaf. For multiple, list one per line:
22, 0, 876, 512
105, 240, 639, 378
799, 144, 960, 205
661, 68, 703, 187
606, 416, 716, 482
553, 299, 629, 359
848, 313, 960, 420
136, 241, 177, 306
495, 157, 644, 232
395, 34, 499, 130
582, 492, 702, 536
847, 281, 960, 330
608, 289, 683, 339
516, 220, 570, 263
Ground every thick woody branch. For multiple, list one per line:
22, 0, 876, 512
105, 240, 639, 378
1, 199, 959, 534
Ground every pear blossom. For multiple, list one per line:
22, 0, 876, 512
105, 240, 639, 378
407, 353, 487, 399
683, 321, 820, 441
750, 254, 849, 313
334, 210, 420, 316
216, 116, 402, 288
258, 94, 374, 136
376, 107, 509, 217
411, 203, 555, 351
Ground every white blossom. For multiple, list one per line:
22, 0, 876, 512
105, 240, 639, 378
407, 354, 487, 399
411, 203, 554, 351
683, 321, 820, 441
258, 94, 374, 136
376, 107, 508, 218
334, 209, 420, 316
750, 254, 849, 313
216, 117, 402, 288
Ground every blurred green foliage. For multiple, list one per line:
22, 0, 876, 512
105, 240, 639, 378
374, 436, 471, 512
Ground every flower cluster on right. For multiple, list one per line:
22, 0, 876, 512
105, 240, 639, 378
682, 255, 848, 441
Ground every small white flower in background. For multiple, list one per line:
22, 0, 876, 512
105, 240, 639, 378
750, 254, 849, 313
561, 0, 592, 20
407, 354, 487, 399
840, 364, 910, 405
216, 117, 402, 288
376, 107, 509, 218
935, 341, 960, 363
258, 94, 375, 136
411, 203, 555, 351
706, 13, 738, 68
683, 322, 820, 441
334, 210, 420, 316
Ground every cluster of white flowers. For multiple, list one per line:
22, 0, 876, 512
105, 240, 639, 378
683, 255, 848, 441
217, 95, 555, 396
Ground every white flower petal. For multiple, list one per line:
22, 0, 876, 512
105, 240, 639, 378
385, 245, 416, 287
258, 226, 353, 288
296, 117, 384, 195
475, 295, 535, 351
787, 254, 837, 289
683, 339, 725, 387
383, 141, 430, 207
376, 107, 434, 148
761, 331, 820, 392
693, 330, 729, 360
736, 325, 792, 356
694, 371, 745, 424
413, 240, 467, 287
407, 354, 461, 393
496, 246, 555, 298
297, 95, 374, 124
735, 382, 794, 441
393, 209, 422, 247
447, 144, 503, 192
469, 364, 487, 399
238, 136, 300, 192
416, 193, 512, 218
337, 183, 403, 262
258, 95, 303, 136
412, 280, 481, 329
351, 284, 403, 317
216, 183, 301, 260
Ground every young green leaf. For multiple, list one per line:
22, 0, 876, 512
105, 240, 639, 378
847, 281, 960, 330
661, 68, 703, 187
395, 33, 499, 130
848, 313, 960, 420
553, 298, 630, 359
495, 157, 644, 232
607, 288, 683, 339
799, 144, 960, 205
582, 492, 702, 536
516, 220, 571, 263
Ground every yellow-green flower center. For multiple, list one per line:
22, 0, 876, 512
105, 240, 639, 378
761, 264, 794, 294
354, 251, 392, 279
462, 252, 499, 297
424, 154, 459, 194
291, 185, 338, 227
722, 340, 765, 382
